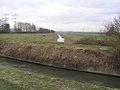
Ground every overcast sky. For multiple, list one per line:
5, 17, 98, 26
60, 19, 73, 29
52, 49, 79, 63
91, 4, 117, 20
0, 0, 120, 32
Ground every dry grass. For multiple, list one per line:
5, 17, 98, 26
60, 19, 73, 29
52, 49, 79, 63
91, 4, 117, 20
0, 40, 119, 75
74, 38, 112, 46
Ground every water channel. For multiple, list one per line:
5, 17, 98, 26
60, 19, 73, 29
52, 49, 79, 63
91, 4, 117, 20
0, 57, 120, 88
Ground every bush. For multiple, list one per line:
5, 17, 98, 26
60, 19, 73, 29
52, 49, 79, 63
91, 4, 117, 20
105, 16, 120, 60
74, 38, 112, 46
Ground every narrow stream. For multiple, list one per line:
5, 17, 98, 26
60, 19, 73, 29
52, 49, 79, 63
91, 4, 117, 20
0, 57, 120, 88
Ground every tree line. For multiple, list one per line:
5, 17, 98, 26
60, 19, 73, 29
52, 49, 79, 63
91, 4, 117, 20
16, 22, 36, 32
0, 21, 55, 33
16, 22, 55, 33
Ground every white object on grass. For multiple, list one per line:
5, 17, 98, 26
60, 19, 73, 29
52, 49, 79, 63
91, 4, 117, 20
57, 33, 65, 42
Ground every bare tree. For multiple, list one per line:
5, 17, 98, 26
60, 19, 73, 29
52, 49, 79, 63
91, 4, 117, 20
105, 16, 120, 60
0, 19, 10, 32
16, 22, 36, 32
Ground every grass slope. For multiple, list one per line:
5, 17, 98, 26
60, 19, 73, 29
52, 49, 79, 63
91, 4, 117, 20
0, 67, 118, 90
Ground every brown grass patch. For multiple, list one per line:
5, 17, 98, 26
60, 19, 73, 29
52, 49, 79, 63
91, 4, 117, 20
74, 39, 112, 46
0, 40, 119, 75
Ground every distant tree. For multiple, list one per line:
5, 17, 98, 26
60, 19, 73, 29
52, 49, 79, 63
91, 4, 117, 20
16, 22, 36, 32
31, 24, 36, 32
0, 19, 10, 32
105, 16, 120, 60
37, 27, 55, 33
16, 22, 55, 33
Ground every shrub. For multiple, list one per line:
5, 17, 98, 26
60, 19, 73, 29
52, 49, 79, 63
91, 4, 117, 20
105, 16, 120, 60
74, 38, 112, 46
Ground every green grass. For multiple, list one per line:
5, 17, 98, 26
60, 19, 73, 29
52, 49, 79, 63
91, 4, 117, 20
0, 33, 109, 51
0, 79, 25, 90
0, 67, 118, 90
61, 33, 110, 51
0, 33, 106, 44
62, 33, 107, 42
0, 33, 57, 44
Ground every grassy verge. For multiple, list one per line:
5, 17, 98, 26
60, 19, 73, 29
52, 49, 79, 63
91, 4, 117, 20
0, 67, 118, 90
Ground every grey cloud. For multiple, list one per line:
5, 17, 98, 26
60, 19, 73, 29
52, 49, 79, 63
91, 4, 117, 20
0, 0, 119, 31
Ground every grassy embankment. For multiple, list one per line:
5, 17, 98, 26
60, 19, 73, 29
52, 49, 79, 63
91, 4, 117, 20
0, 38, 118, 76
0, 67, 118, 90
0, 33, 116, 74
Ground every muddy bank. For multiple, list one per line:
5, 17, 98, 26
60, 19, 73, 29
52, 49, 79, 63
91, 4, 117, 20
0, 40, 119, 76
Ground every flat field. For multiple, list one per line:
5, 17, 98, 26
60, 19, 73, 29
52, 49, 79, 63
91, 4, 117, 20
0, 33, 109, 51
62, 32, 106, 42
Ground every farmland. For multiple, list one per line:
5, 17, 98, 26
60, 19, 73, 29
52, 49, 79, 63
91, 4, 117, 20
0, 33, 57, 44
0, 33, 106, 43
0, 33, 109, 51
62, 32, 106, 42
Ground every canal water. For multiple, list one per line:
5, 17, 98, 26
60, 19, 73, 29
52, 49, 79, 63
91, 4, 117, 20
0, 57, 120, 88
